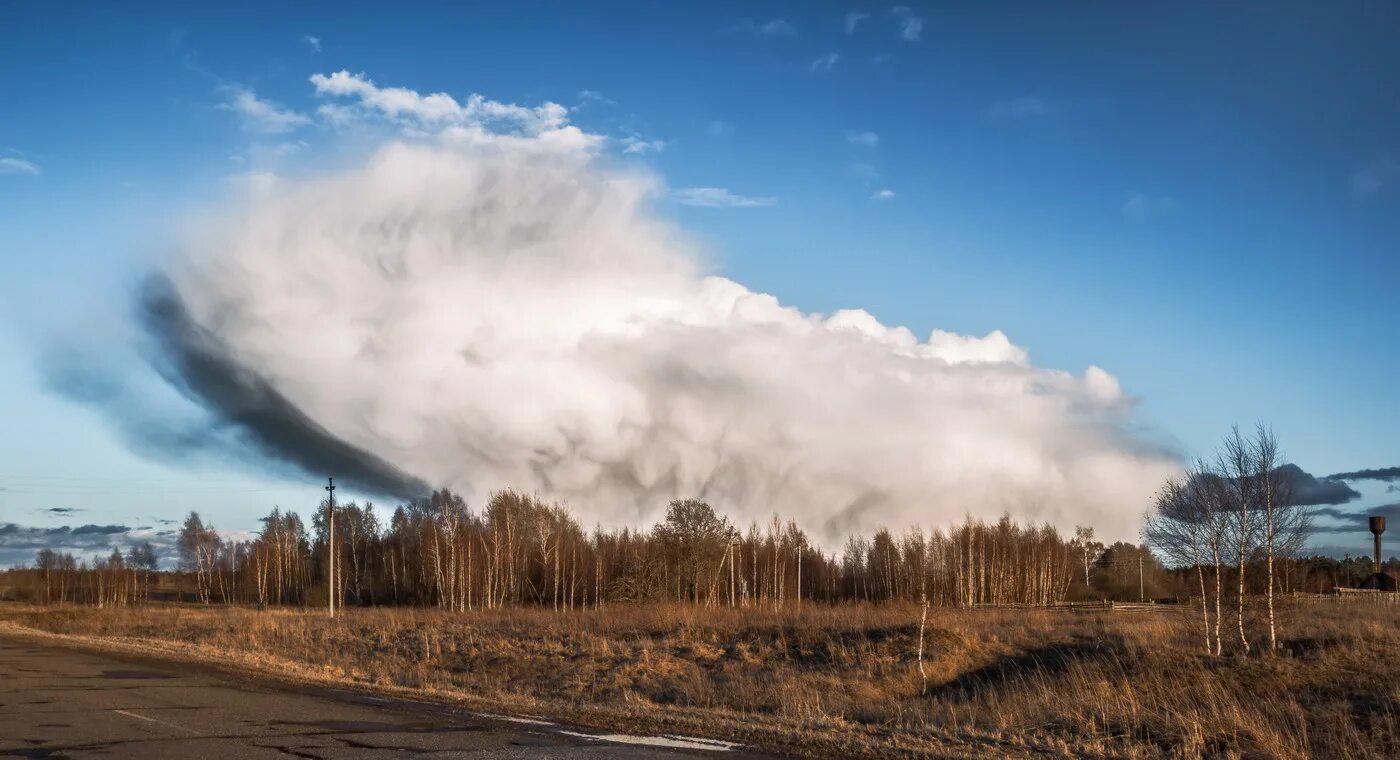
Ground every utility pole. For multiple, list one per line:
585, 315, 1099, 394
1138, 553, 1145, 603
325, 477, 336, 618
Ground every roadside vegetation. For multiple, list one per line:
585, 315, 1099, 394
1, 600, 1396, 758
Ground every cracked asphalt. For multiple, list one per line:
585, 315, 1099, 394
0, 635, 773, 759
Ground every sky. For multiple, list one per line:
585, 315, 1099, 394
2, 1, 1398, 566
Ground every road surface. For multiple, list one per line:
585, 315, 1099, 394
0, 634, 771, 759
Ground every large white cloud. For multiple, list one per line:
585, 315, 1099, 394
153, 73, 1177, 543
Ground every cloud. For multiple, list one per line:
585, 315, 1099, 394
0, 522, 179, 569
0, 157, 41, 175
43, 507, 83, 514
871, 189, 896, 201
1352, 156, 1398, 197
309, 71, 576, 141
988, 96, 1049, 119
1328, 466, 1400, 483
220, 87, 311, 134
727, 18, 798, 37
1309, 502, 1400, 534
889, 7, 924, 41
848, 131, 879, 148
60, 70, 1179, 548
673, 187, 778, 207
620, 136, 666, 155
303, 34, 321, 53
845, 11, 869, 35
1123, 193, 1179, 222
810, 52, 841, 72
577, 89, 616, 106
1274, 464, 1362, 506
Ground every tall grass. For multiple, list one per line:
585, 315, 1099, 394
2, 600, 1395, 758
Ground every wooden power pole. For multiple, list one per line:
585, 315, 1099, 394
326, 477, 336, 618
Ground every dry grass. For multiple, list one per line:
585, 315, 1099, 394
2, 600, 1396, 758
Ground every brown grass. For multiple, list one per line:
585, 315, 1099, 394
2, 600, 1396, 758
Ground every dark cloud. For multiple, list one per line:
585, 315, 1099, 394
0, 522, 178, 569
138, 277, 431, 501
41, 276, 432, 504
1326, 466, 1400, 483
44, 507, 83, 514
69, 524, 131, 536
1276, 464, 1360, 506
1310, 503, 1400, 534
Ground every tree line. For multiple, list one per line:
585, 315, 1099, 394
5, 492, 1109, 609
6, 425, 1364, 620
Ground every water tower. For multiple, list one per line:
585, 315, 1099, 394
1359, 515, 1396, 592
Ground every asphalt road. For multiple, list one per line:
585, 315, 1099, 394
0, 635, 772, 759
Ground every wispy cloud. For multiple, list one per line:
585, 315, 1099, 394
303, 34, 321, 53
845, 11, 869, 35
0, 157, 41, 176
988, 96, 1049, 120
673, 187, 777, 208
871, 189, 896, 201
309, 70, 569, 135
1352, 156, 1399, 197
810, 52, 841, 72
220, 86, 312, 133
1123, 193, 1179, 222
577, 89, 616, 107
620, 136, 666, 155
889, 7, 924, 41
1328, 466, 1400, 483
848, 131, 879, 148
727, 18, 798, 37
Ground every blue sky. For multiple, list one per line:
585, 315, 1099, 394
2, 2, 1398, 562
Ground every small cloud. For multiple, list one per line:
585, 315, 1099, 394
303, 34, 321, 53
673, 187, 778, 208
620, 136, 666, 155
848, 131, 879, 148
988, 96, 1049, 120
810, 52, 841, 72
845, 11, 869, 35
44, 507, 82, 514
577, 89, 616, 106
1352, 156, 1399, 197
889, 7, 924, 41
1122, 192, 1179, 222
706, 120, 735, 138
220, 86, 311, 134
0, 157, 41, 176
872, 189, 896, 201
1327, 466, 1400, 483
727, 18, 798, 37
871, 53, 894, 65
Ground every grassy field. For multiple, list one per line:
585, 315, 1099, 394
2, 600, 1396, 758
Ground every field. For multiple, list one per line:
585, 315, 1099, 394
1, 600, 1396, 758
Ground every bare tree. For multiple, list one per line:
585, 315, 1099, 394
1250, 425, 1311, 652
1219, 427, 1260, 653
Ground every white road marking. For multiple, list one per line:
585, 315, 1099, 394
112, 709, 202, 735
558, 730, 739, 751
